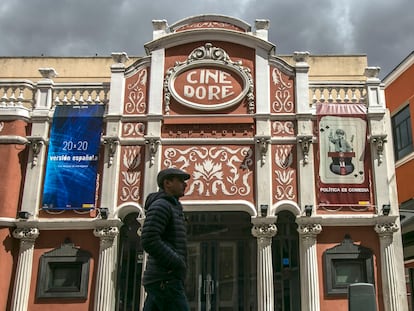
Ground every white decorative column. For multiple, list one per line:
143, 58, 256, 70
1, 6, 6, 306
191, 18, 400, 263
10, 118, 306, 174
251, 218, 277, 311
11, 227, 40, 311
93, 227, 119, 311
375, 222, 408, 311
297, 223, 322, 311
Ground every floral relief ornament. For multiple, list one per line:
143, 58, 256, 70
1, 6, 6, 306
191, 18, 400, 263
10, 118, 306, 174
274, 146, 295, 200
272, 68, 294, 113
125, 68, 147, 114
163, 146, 253, 197
120, 147, 141, 202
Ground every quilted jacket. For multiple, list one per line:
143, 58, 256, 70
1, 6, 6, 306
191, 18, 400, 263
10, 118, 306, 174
141, 191, 188, 285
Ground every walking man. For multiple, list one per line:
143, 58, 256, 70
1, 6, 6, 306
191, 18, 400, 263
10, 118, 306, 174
141, 168, 191, 311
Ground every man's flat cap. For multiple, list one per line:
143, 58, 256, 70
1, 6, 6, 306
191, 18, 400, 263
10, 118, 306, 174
157, 168, 191, 188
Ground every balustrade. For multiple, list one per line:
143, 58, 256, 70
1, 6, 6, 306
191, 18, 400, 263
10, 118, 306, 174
310, 82, 367, 104
53, 83, 110, 106
0, 81, 35, 108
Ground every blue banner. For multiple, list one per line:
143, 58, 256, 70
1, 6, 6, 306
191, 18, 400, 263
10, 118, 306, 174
42, 105, 105, 210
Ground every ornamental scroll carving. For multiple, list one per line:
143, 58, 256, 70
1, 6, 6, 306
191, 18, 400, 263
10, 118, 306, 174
374, 222, 399, 236
119, 146, 142, 203
13, 227, 40, 241
251, 223, 277, 247
273, 145, 297, 201
93, 227, 119, 240
124, 68, 148, 114
271, 67, 294, 113
163, 146, 254, 198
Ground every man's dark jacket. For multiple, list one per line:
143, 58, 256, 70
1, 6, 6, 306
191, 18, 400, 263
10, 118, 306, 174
141, 191, 188, 286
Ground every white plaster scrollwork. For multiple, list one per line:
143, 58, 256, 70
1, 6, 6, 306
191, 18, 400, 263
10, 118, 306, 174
297, 135, 313, 165
125, 68, 147, 114
370, 134, 387, 164
0, 121, 4, 132
93, 227, 119, 242
251, 223, 277, 246
374, 222, 399, 237
145, 137, 160, 167
298, 223, 322, 237
164, 146, 253, 197
27, 137, 45, 167
274, 145, 295, 200
12, 227, 40, 241
271, 68, 294, 113
256, 136, 270, 166
120, 146, 141, 202
103, 137, 119, 166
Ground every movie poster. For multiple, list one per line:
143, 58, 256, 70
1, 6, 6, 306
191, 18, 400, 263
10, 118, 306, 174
42, 105, 104, 210
317, 104, 372, 209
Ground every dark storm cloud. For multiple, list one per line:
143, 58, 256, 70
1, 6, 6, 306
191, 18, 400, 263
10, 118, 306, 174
0, 0, 412, 78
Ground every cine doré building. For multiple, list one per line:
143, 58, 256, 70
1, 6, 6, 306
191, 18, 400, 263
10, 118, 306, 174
0, 14, 409, 311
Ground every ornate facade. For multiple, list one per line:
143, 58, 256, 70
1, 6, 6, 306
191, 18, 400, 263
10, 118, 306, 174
0, 15, 409, 311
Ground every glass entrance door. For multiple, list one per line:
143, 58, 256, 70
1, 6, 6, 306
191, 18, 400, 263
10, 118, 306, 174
185, 211, 256, 311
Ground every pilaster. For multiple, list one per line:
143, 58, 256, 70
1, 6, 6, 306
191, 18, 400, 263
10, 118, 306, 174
375, 222, 408, 311
251, 217, 277, 311
21, 68, 56, 216
93, 226, 119, 311
100, 54, 128, 212
297, 222, 322, 311
11, 227, 40, 311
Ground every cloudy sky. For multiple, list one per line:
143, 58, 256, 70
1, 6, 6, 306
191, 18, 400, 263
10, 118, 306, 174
0, 0, 412, 79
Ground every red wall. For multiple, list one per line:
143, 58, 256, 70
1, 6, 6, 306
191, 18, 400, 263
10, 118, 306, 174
27, 230, 99, 311
385, 61, 414, 203
317, 226, 383, 311
0, 228, 18, 311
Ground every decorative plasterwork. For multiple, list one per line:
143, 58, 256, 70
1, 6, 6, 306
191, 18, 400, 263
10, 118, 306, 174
119, 146, 142, 203
145, 137, 160, 166
122, 122, 145, 138
270, 67, 294, 113
164, 43, 254, 113
103, 137, 119, 166
124, 67, 148, 114
256, 136, 270, 166
251, 223, 277, 246
370, 134, 387, 164
271, 121, 295, 137
163, 146, 254, 198
297, 135, 313, 165
13, 227, 40, 241
273, 145, 297, 201
27, 136, 46, 166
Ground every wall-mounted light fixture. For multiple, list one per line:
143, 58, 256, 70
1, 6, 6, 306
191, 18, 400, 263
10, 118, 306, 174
17, 211, 31, 220
382, 204, 391, 216
99, 208, 109, 220
260, 204, 268, 217
305, 205, 313, 217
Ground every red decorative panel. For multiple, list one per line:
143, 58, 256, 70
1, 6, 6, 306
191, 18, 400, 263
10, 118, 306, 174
271, 120, 296, 137
121, 122, 146, 138
272, 144, 298, 203
117, 146, 145, 206
162, 123, 254, 138
124, 67, 149, 115
269, 67, 295, 113
162, 145, 254, 201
